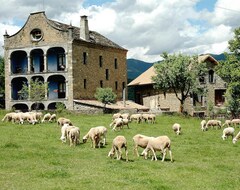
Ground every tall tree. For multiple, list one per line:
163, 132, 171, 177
152, 52, 207, 113
19, 79, 48, 110
216, 27, 240, 117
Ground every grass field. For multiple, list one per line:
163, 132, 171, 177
0, 110, 239, 190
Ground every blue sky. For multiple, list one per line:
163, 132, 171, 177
0, 0, 240, 62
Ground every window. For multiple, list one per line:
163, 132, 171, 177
106, 69, 109, 80
58, 82, 66, 98
83, 52, 87, 64
115, 81, 118, 90
30, 28, 43, 41
84, 79, 87, 89
209, 70, 214, 83
58, 54, 66, 70
114, 58, 118, 69
199, 76, 205, 84
215, 89, 225, 106
99, 56, 103, 67
100, 80, 103, 88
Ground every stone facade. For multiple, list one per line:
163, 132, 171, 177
3, 11, 127, 111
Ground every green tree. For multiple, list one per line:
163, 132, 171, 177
19, 79, 48, 110
94, 88, 117, 112
152, 52, 207, 113
216, 27, 240, 118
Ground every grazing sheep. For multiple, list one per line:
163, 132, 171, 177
108, 135, 128, 162
60, 123, 71, 143
57, 117, 72, 127
206, 120, 222, 130
2, 112, 15, 122
83, 126, 107, 148
11, 112, 24, 124
130, 114, 142, 123
200, 120, 207, 131
232, 131, 240, 144
132, 134, 153, 157
222, 127, 235, 140
112, 113, 121, 120
20, 112, 37, 124
141, 135, 173, 162
49, 114, 56, 122
148, 114, 156, 124
120, 113, 130, 120
110, 118, 129, 131
222, 120, 231, 128
172, 123, 181, 135
231, 119, 240, 128
69, 126, 80, 147
142, 114, 150, 123
41, 113, 51, 123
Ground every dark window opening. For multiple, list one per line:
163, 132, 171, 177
83, 52, 87, 65
209, 70, 214, 83
58, 83, 66, 98
99, 56, 103, 67
84, 79, 87, 89
114, 58, 118, 69
100, 80, 103, 88
106, 69, 109, 80
215, 89, 225, 106
115, 81, 118, 90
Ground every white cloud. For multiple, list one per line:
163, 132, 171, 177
0, 0, 239, 62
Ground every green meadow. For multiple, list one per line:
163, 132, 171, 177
0, 110, 239, 190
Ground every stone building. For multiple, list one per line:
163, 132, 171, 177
128, 54, 226, 115
3, 11, 127, 111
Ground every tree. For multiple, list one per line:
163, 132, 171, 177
94, 88, 117, 112
152, 52, 207, 113
19, 79, 48, 110
216, 27, 240, 117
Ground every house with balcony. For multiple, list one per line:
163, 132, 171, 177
3, 11, 127, 111
128, 54, 226, 115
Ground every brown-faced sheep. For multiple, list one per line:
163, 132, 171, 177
141, 135, 173, 162
108, 135, 128, 162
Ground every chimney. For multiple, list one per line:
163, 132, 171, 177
80, 15, 89, 41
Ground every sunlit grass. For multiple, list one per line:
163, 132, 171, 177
0, 111, 239, 190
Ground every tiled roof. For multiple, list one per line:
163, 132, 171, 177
48, 19, 126, 51
128, 54, 219, 87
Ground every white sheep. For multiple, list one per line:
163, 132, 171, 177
141, 135, 173, 162
69, 126, 80, 147
222, 120, 231, 128
49, 114, 57, 122
112, 113, 122, 120
41, 113, 51, 123
11, 112, 24, 124
206, 120, 222, 130
108, 135, 128, 162
130, 113, 142, 123
120, 113, 130, 120
231, 119, 240, 128
83, 126, 107, 148
148, 114, 156, 124
222, 127, 235, 140
200, 120, 207, 131
57, 117, 72, 127
232, 131, 240, 144
172, 123, 181, 135
2, 112, 16, 122
132, 134, 153, 157
110, 118, 129, 131
60, 123, 71, 143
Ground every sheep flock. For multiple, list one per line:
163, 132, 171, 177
2, 110, 239, 163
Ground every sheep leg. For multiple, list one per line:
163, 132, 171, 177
150, 147, 157, 161
125, 147, 128, 162
161, 149, 167, 162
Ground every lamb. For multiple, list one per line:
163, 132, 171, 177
108, 135, 128, 162
83, 126, 107, 148
132, 134, 153, 157
172, 123, 181, 135
222, 127, 235, 140
2, 112, 16, 122
49, 114, 56, 122
206, 119, 222, 130
230, 119, 240, 128
41, 113, 51, 123
141, 135, 173, 162
200, 120, 207, 131
68, 126, 80, 147
130, 113, 142, 123
232, 131, 240, 144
